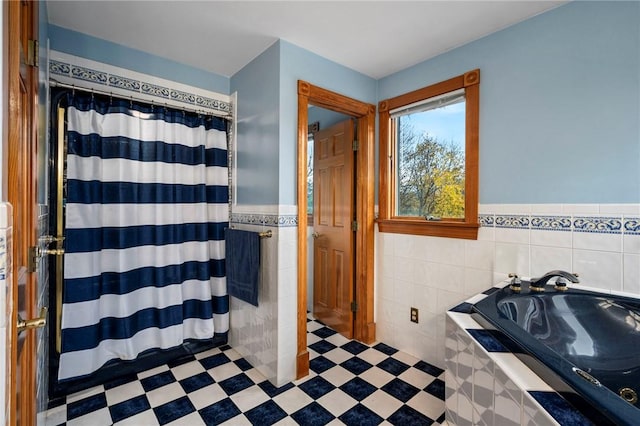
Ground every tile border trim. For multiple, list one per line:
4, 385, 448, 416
235, 206, 640, 232
480, 212, 639, 235
230, 213, 298, 228
49, 52, 232, 116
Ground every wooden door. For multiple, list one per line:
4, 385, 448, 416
312, 119, 355, 338
7, 1, 40, 424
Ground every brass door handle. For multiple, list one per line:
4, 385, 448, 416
312, 232, 321, 239
39, 235, 65, 244
39, 247, 65, 256
17, 307, 47, 335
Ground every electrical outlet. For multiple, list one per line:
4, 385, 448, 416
410, 307, 419, 323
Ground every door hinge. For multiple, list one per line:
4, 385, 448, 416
351, 221, 359, 232
26, 39, 39, 67
28, 246, 38, 272
350, 301, 358, 312
352, 140, 359, 151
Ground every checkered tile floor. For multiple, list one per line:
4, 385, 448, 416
44, 314, 445, 425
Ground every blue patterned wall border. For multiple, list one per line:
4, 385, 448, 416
238, 213, 640, 233
479, 214, 494, 227
231, 211, 637, 232
494, 215, 530, 229
479, 214, 637, 235
573, 217, 622, 234
625, 218, 640, 235
530, 216, 572, 231
50, 59, 231, 115
231, 213, 298, 228
70, 64, 107, 85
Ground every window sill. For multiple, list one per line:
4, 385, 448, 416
376, 218, 479, 240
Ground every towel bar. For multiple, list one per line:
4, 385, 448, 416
228, 227, 272, 238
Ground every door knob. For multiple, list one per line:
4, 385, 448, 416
17, 307, 47, 335
39, 235, 65, 244
312, 232, 321, 239
41, 248, 65, 256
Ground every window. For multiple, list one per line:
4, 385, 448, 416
307, 135, 314, 219
378, 69, 480, 239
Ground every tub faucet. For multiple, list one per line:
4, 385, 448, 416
508, 273, 522, 292
530, 270, 579, 292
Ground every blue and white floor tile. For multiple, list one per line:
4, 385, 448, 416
44, 314, 445, 425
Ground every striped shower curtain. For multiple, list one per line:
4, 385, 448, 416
58, 93, 229, 381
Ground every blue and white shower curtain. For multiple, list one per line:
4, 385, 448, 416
58, 93, 229, 381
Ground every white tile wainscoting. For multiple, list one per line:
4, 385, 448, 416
228, 205, 298, 386
228, 203, 640, 390
374, 204, 640, 370
0, 203, 12, 426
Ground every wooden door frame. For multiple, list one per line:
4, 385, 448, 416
296, 80, 376, 379
7, 0, 39, 424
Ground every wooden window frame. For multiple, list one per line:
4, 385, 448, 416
378, 69, 480, 240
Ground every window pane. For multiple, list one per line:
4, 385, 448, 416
395, 97, 466, 218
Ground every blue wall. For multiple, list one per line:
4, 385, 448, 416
48, 25, 230, 94
278, 41, 377, 205
379, 1, 640, 204
46, 1, 640, 206
228, 40, 376, 206
308, 107, 351, 132
230, 42, 281, 205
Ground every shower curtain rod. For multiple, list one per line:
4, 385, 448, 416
50, 79, 232, 119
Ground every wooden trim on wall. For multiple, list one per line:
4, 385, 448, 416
378, 101, 391, 221
7, 2, 21, 422
296, 85, 310, 379
8, 0, 39, 424
464, 70, 480, 230
354, 105, 377, 344
296, 81, 376, 379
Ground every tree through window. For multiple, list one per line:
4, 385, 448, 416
378, 69, 479, 239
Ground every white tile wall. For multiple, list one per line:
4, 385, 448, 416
36, 205, 50, 418
229, 205, 299, 387
0, 202, 12, 426
375, 204, 640, 369
276, 226, 297, 386
228, 223, 280, 384
229, 202, 639, 392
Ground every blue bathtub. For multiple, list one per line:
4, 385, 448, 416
472, 282, 640, 426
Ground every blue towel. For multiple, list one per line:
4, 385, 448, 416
225, 229, 260, 307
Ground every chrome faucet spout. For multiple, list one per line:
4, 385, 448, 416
530, 270, 579, 292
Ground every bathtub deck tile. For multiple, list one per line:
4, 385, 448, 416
529, 391, 596, 426
467, 328, 523, 353
449, 301, 474, 313
523, 391, 561, 426
489, 353, 553, 392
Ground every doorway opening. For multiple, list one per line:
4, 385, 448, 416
296, 81, 376, 379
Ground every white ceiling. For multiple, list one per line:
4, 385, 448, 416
46, 1, 567, 80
